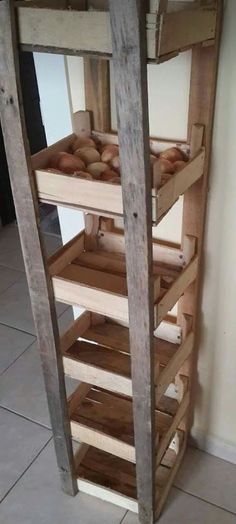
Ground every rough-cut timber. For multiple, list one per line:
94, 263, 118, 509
109, 1, 155, 523
84, 57, 111, 132
178, 0, 223, 431
0, 0, 77, 495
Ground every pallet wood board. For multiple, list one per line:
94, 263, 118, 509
17, 4, 216, 62
0, 0, 77, 496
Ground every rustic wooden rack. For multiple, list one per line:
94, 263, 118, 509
0, 1, 222, 523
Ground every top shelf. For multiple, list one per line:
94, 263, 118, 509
16, 1, 217, 63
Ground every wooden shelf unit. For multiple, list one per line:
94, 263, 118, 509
0, 1, 222, 523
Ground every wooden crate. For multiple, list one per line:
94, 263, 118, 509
48, 228, 198, 327
32, 126, 204, 225
61, 310, 193, 405
76, 429, 186, 515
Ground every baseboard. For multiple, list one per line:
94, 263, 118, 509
189, 428, 236, 465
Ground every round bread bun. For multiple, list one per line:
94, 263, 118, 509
74, 147, 100, 165
160, 147, 185, 163
71, 136, 97, 152
55, 152, 85, 174
87, 162, 110, 178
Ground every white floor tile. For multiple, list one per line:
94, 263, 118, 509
0, 408, 51, 502
175, 446, 236, 514
0, 275, 67, 334
0, 224, 61, 272
123, 489, 236, 524
0, 266, 23, 294
0, 339, 78, 428
0, 225, 25, 272
0, 323, 34, 375
0, 441, 126, 524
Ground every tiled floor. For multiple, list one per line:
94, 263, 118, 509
1, 223, 236, 524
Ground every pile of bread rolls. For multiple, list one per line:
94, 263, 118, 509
47, 136, 188, 187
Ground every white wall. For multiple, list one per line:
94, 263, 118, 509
191, 0, 236, 462
34, 0, 236, 462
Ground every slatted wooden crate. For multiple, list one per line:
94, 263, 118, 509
48, 227, 198, 327
61, 311, 193, 404
32, 116, 205, 225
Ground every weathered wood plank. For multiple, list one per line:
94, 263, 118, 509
16, 4, 217, 61
0, 0, 77, 495
109, 1, 155, 522
178, 0, 223, 431
158, 8, 217, 59
84, 57, 111, 132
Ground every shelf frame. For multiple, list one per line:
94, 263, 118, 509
0, 1, 223, 523
0, 0, 77, 496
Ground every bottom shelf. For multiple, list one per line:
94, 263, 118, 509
77, 431, 186, 518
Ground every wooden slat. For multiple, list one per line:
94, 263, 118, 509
109, 2, 155, 521
60, 310, 91, 354
92, 129, 188, 156
179, 0, 223, 433
52, 269, 129, 323
97, 230, 184, 268
48, 230, 85, 276
156, 148, 205, 219
67, 382, 91, 417
156, 332, 194, 402
84, 57, 111, 132
18, 8, 113, 55
156, 391, 189, 467
0, 0, 77, 495
155, 434, 187, 519
156, 256, 198, 326
17, 5, 217, 61
35, 169, 124, 216
157, 7, 217, 59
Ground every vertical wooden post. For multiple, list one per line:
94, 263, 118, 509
0, 0, 77, 495
178, 0, 223, 430
84, 57, 111, 132
109, 2, 155, 523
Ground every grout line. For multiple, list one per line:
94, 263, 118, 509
0, 436, 53, 504
0, 266, 25, 295
0, 337, 36, 377
0, 405, 52, 432
174, 486, 236, 517
0, 263, 25, 273
0, 320, 35, 337
0, 305, 70, 339
119, 510, 128, 524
